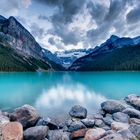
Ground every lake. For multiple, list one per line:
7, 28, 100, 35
0, 72, 140, 119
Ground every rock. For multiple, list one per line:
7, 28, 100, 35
125, 94, 140, 110
69, 105, 87, 119
0, 114, 9, 125
102, 126, 111, 131
100, 133, 124, 140
81, 118, 95, 128
101, 100, 126, 114
112, 112, 129, 123
47, 130, 70, 140
111, 122, 129, 131
129, 124, 140, 138
1, 122, 23, 140
118, 129, 136, 140
92, 114, 103, 120
70, 129, 87, 139
84, 128, 106, 140
65, 119, 73, 127
36, 118, 58, 130
123, 108, 140, 119
103, 115, 114, 126
129, 118, 140, 125
24, 126, 48, 140
95, 119, 106, 128
68, 121, 86, 132
9, 105, 39, 129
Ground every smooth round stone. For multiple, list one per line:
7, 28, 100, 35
36, 118, 58, 130
129, 124, 140, 138
69, 105, 87, 119
81, 118, 95, 128
111, 122, 129, 131
68, 121, 86, 132
123, 108, 140, 119
1, 122, 23, 140
47, 130, 70, 140
125, 94, 140, 110
112, 112, 129, 123
118, 129, 136, 140
24, 126, 48, 140
101, 100, 126, 114
9, 104, 39, 129
84, 128, 106, 140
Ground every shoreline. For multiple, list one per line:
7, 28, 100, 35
0, 94, 140, 139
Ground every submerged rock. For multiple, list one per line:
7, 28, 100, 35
112, 112, 129, 123
84, 128, 106, 140
1, 122, 23, 140
101, 100, 126, 114
69, 105, 87, 119
24, 126, 48, 140
9, 104, 39, 129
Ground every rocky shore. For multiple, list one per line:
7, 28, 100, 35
0, 94, 140, 140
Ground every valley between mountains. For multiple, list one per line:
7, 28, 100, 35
0, 15, 140, 71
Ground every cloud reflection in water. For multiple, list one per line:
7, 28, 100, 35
35, 83, 107, 118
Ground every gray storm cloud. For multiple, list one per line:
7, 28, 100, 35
0, 0, 140, 51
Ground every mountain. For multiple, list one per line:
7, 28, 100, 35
69, 35, 140, 71
0, 43, 50, 71
55, 48, 94, 68
0, 15, 63, 71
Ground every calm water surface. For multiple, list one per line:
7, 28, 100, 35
0, 72, 140, 119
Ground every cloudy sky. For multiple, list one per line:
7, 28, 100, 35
0, 0, 140, 52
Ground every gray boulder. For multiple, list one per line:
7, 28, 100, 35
0, 113, 9, 125
81, 118, 95, 128
95, 119, 106, 128
68, 121, 86, 132
112, 112, 129, 123
125, 94, 140, 110
24, 126, 48, 140
69, 105, 87, 119
47, 130, 70, 140
129, 118, 140, 125
103, 115, 114, 126
123, 108, 140, 119
36, 118, 58, 130
9, 105, 39, 129
118, 129, 136, 140
100, 133, 124, 140
101, 100, 126, 114
129, 124, 140, 138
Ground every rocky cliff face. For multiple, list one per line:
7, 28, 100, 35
0, 16, 43, 58
0, 15, 64, 70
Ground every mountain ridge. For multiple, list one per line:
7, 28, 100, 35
0, 15, 64, 71
69, 35, 140, 71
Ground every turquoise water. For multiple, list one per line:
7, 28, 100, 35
0, 72, 140, 118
